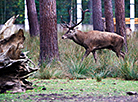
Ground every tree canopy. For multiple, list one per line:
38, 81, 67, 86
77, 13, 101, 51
0, 0, 137, 24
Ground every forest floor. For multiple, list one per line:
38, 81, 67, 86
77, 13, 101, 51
15, 93, 138, 102
1, 78, 138, 102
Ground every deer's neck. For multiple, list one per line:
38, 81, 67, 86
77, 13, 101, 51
72, 30, 85, 47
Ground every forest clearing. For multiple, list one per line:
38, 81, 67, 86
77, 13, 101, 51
0, 0, 138, 101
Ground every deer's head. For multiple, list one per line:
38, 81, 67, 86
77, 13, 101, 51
61, 9, 89, 39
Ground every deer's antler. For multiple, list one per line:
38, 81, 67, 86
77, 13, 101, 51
60, 9, 89, 29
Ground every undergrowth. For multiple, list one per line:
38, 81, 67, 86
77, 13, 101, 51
23, 30, 138, 80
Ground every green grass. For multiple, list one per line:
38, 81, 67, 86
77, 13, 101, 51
22, 30, 138, 80
22, 32, 40, 65
0, 78, 138, 101
1, 29, 138, 101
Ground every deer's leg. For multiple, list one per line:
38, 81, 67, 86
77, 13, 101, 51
120, 51, 125, 59
81, 49, 91, 62
112, 47, 125, 59
92, 50, 97, 63
112, 49, 120, 58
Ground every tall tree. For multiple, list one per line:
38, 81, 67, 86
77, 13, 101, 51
26, 0, 39, 36
92, 0, 103, 31
39, 0, 59, 63
115, 0, 128, 53
104, 0, 114, 32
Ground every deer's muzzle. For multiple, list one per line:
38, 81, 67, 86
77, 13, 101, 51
62, 35, 67, 39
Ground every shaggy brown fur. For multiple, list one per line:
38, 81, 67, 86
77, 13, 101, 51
62, 29, 125, 62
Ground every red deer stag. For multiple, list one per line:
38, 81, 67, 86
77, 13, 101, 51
61, 9, 125, 62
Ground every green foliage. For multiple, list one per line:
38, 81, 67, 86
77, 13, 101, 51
23, 29, 138, 80
35, 0, 40, 21
58, 31, 118, 79
57, 0, 72, 24
125, 0, 130, 17
0, 0, 24, 24
118, 36, 138, 80
36, 60, 63, 79
58, 31, 138, 80
136, 0, 138, 17
62, 49, 113, 80
119, 58, 138, 80
23, 32, 40, 64
0, 0, 135, 24
66, 58, 92, 79
96, 74, 102, 82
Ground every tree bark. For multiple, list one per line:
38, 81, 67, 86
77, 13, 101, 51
26, 0, 39, 36
92, 0, 103, 31
115, 0, 128, 53
39, 0, 60, 63
104, 0, 114, 32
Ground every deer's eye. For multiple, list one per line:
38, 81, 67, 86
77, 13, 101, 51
69, 30, 73, 33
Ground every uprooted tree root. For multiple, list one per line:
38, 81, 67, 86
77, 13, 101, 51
0, 54, 39, 93
0, 16, 39, 93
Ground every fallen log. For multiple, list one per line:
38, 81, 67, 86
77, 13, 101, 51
0, 16, 39, 93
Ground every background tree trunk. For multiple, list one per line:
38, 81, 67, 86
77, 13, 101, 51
92, 0, 103, 31
104, 0, 114, 32
26, 0, 39, 36
115, 0, 128, 53
39, 0, 60, 63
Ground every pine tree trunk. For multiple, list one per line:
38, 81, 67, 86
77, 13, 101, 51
115, 0, 128, 53
26, 0, 39, 36
104, 0, 114, 32
92, 0, 103, 31
39, 0, 60, 63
